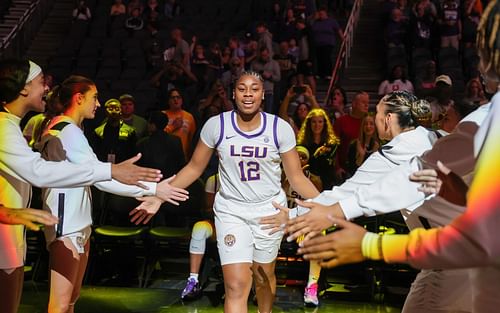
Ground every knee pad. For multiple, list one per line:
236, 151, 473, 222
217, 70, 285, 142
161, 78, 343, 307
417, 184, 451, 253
189, 221, 213, 254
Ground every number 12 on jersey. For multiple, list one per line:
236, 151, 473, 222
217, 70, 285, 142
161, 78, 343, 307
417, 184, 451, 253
238, 161, 260, 181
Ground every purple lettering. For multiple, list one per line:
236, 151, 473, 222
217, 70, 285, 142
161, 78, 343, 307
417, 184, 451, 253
229, 145, 268, 158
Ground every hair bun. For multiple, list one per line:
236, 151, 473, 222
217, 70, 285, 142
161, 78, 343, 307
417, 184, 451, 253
410, 99, 432, 125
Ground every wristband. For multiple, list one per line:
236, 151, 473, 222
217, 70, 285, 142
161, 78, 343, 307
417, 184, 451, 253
361, 232, 383, 260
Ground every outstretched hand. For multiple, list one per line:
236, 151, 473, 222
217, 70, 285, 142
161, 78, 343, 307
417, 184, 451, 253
297, 217, 367, 268
259, 201, 289, 235
410, 160, 468, 206
129, 196, 163, 225
112, 153, 163, 188
156, 175, 189, 205
285, 199, 340, 242
0, 207, 59, 231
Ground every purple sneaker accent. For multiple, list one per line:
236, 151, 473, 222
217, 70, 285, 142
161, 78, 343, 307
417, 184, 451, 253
181, 278, 202, 300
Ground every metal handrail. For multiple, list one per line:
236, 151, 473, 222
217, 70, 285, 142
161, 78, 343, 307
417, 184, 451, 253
1, 2, 36, 48
0, 0, 51, 58
324, 0, 364, 105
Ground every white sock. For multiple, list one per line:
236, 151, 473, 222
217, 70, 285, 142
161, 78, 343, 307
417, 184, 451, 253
189, 273, 199, 282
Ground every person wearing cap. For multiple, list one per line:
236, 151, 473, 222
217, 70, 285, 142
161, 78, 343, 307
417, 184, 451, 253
430, 74, 454, 127
0, 59, 161, 313
91, 98, 137, 164
119, 94, 148, 140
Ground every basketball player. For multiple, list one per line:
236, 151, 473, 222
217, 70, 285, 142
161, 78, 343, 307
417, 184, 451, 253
131, 70, 320, 313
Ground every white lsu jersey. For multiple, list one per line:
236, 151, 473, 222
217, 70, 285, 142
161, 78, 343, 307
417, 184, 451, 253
201, 111, 296, 203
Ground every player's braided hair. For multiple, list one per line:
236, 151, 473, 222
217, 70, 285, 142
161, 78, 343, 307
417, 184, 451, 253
477, 0, 500, 76
238, 70, 264, 82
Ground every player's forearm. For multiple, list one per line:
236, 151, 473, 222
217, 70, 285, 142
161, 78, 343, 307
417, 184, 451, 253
170, 164, 204, 189
289, 175, 320, 199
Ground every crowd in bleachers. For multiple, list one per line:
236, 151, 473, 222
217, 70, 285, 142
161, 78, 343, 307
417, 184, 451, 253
379, 0, 485, 103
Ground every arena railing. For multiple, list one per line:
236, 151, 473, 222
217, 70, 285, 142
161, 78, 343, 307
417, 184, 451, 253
0, 0, 53, 59
323, 0, 363, 105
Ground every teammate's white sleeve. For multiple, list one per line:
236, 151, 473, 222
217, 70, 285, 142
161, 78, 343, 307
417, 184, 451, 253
0, 114, 110, 188
338, 157, 426, 219
59, 123, 156, 197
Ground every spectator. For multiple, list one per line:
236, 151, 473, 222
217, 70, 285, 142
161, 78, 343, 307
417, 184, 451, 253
125, 7, 144, 32
278, 8, 298, 42
190, 40, 211, 92
143, 0, 162, 19
221, 57, 244, 96
72, 0, 91, 21
464, 78, 488, 105
220, 46, 232, 72
162, 88, 196, 160
325, 86, 348, 123
274, 40, 297, 100
409, 0, 434, 50
279, 84, 320, 135
147, 40, 164, 71
250, 47, 281, 113
127, 0, 144, 15
91, 99, 137, 164
137, 111, 185, 180
334, 91, 369, 182
145, 9, 161, 36
378, 64, 414, 95
397, 0, 411, 22
432, 74, 454, 110
256, 22, 275, 57
150, 60, 197, 105
311, 7, 344, 80
345, 114, 381, 177
438, 0, 461, 50
243, 37, 259, 69
168, 28, 191, 69
297, 108, 340, 189
385, 8, 408, 48
198, 80, 233, 123
288, 38, 300, 64
206, 41, 223, 78
110, 0, 126, 17
119, 94, 148, 140
414, 60, 437, 97
228, 36, 245, 65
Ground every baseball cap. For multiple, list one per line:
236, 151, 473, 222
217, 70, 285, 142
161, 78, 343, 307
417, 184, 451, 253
119, 94, 135, 103
435, 75, 452, 86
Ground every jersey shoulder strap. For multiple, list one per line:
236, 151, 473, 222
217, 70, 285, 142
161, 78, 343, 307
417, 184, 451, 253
51, 121, 70, 131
